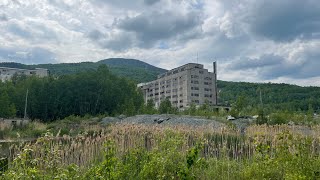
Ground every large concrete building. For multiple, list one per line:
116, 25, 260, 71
0, 67, 49, 82
138, 62, 217, 110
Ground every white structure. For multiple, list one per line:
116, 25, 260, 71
0, 67, 48, 81
138, 62, 217, 110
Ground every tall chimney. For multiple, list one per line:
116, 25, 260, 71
213, 61, 218, 105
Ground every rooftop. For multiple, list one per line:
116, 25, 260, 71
0, 67, 47, 71
157, 63, 205, 79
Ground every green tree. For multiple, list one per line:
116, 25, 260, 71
199, 100, 210, 111
159, 98, 174, 114
307, 103, 314, 122
144, 99, 157, 114
230, 95, 247, 117
0, 91, 16, 118
188, 103, 197, 116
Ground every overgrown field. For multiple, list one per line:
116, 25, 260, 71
1, 123, 320, 179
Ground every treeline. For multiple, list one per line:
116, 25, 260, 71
0, 65, 143, 121
218, 81, 320, 112
0, 58, 167, 83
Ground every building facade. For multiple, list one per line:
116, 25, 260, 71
138, 62, 217, 110
0, 67, 49, 82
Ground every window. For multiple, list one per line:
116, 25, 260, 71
191, 75, 199, 79
179, 100, 183, 103
191, 80, 199, 84
192, 100, 199, 103
199, 71, 204, 74
205, 77, 212, 80
191, 93, 199, 97
204, 88, 211, 91
191, 87, 199, 90
204, 82, 211, 85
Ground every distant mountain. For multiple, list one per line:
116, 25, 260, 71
97, 58, 167, 82
0, 58, 167, 83
98, 58, 164, 74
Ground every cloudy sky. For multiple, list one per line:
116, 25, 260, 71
1, 0, 320, 86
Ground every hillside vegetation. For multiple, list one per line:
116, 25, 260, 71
1, 58, 320, 114
0, 58, 167, 83
218, 80, 320, 113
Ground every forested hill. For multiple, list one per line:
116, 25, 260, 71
218, 80, 320, 112
1, 59, 320, 112
0, 58, 167, 83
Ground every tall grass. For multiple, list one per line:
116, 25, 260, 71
3, 123, 320, 179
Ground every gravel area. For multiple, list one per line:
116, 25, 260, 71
100, 115, 319, 136
101, 114, 226, 130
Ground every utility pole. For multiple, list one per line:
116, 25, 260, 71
24, 89, 28, 119
260, 90, 263, 105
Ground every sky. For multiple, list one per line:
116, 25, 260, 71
1, 0, 320, 86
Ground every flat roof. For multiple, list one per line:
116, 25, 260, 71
157, 63, 205, 78
0, 67, 48, 71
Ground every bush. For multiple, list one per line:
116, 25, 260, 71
268, 112, 291, 125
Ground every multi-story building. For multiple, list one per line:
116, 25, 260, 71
0, 67, 49, 82
138, 62, 217, 110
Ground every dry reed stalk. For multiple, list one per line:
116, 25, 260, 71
7, 123, 320, 169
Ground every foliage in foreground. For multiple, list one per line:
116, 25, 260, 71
2, 127, 320, 179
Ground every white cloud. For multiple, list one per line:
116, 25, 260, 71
0, 0, 319, 86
